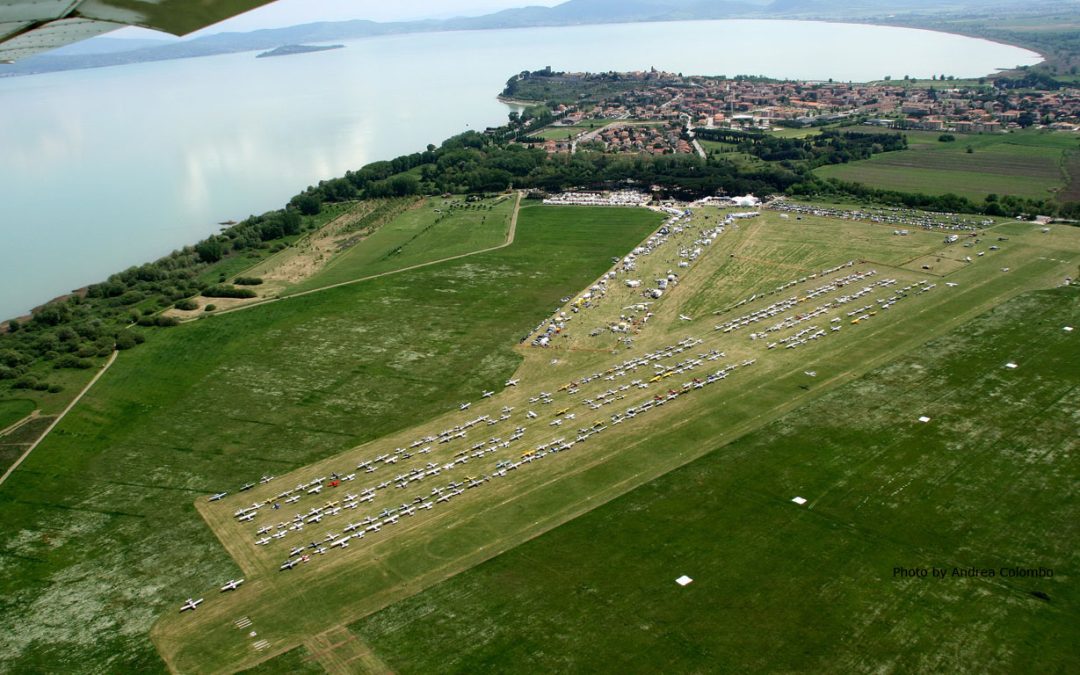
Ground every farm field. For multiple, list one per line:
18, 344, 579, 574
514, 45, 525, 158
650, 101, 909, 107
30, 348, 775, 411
151, 206, 1078, 672
0, 204, 662, 673
815, 129, 1076, 201
347, 286, 1079, 674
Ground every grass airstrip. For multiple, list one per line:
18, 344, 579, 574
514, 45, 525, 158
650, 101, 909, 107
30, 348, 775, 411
1, 196, 1077, 674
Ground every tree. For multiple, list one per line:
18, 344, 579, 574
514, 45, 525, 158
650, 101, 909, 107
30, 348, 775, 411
294, 194, 322, 216
195, 238, 224, 263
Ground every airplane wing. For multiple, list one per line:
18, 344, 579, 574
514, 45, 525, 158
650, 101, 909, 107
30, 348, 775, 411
1, 0, 279, 62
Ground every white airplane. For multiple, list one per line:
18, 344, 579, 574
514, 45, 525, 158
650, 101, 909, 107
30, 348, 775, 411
679, 314, 693, 321
280, 559, 299, 571
527, 411, 538, 419
209, 492, 227, 502
255, 537, 271, 546
290, 546, 305, 556
180, 598, 203, 612
505, 378, 519, 386
220, 579, 244, 592
238, 512, 256, 522
331, 537, 351, 549
459, 402, 472, 410
482, 391, 494, 398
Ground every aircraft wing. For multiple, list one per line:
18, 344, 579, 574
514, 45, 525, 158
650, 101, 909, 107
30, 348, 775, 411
0, 0, 279, 62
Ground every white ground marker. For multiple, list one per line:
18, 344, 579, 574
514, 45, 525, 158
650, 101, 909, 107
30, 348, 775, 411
676, 575, 693, 586
918, 416, 931, 423
791, 496, 808, 505
1064, 326, 1073, 333
1005, 362, 1018, 369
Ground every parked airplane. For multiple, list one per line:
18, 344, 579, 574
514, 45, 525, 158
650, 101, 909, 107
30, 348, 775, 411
180, 598, 203, 612
505, 378, 519, 386
209, 492, 227, 502
220, 579, 244, 592
482, 391, 494, 398
460, 402, 472, 410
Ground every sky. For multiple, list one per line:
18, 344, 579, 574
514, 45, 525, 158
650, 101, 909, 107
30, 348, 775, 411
114, 0, 563, 39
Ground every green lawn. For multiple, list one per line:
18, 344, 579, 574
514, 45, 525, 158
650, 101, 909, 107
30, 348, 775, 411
816, 129, 1077, 201
0, 205, 662, 673
349, 287, 1080, 674
287, 195, 516, 294
534, 126, 590, 140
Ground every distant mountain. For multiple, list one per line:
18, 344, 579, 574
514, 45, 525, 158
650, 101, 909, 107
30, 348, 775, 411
48, 37, 177, 56
0, 0, 1054, 78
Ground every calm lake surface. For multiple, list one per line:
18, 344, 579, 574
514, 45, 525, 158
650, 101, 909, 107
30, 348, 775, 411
0, 19, 1040, 319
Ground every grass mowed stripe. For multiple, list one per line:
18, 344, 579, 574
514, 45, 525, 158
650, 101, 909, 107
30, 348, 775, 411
349, 288, 1079, 674
0, 205, 661, 674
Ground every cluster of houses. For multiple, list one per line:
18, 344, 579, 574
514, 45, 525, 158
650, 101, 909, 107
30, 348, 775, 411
588, 122, 693, 155
533, 72, 1080, 135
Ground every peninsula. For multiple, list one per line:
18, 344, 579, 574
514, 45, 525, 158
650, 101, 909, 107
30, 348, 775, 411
256, 44, 344, 58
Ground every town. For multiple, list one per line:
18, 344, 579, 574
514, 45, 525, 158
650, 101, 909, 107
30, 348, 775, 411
513, 69, 1080, 155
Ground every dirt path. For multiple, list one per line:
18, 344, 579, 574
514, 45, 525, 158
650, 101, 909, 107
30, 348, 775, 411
0, 350, 118, 488
205, 191, 524, 321
0, 409, 39, 438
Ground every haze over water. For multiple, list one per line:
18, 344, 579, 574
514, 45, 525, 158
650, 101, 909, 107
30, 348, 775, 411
0, 19, 1040, 320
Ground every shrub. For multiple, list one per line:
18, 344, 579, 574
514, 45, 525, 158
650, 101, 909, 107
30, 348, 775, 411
938, 134, 956, 142
202, 285, 257, 299
115, 332, 138, 350
48, 384, 64, 393
12, 377, 38, 390
174, 298, 199, 311
204, 304, 217, 312
155, 316, 180, 328
54, 354, 93, 369
234, 277, 264, 286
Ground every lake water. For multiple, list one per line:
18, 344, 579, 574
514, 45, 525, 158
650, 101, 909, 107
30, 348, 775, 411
0, 19, 1040, 320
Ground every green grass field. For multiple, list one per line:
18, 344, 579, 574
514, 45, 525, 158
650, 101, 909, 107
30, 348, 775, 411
3, 196, 1077, 673
815, 129, 1077, 201
347, 286, 1079, 673
0, 205, 662, 673
286, 195, 516, 294
152, 207, 1077, 672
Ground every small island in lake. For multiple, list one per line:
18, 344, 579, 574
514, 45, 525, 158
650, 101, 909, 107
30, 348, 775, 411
256, 44, 344, 58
